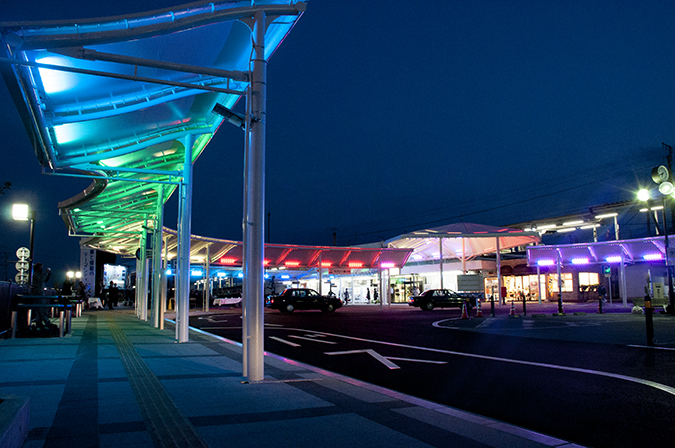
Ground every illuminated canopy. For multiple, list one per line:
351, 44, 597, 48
83, 228, 413, 270
0, 1, 306, 248
527, 236, 669, 266
388, 222, 541, 262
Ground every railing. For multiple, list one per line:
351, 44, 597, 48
0, 282, 58, 337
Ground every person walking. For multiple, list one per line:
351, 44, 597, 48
107, 281, 118, 310
31, 262, 53, 330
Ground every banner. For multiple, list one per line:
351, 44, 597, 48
80, 246, 96, 297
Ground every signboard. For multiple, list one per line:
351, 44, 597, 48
15, 273, 28, 283
104, 264, 127, 288
329, 268, 351, 275
16, 247, 29, 260
15, 248, 30, 284
80, 247, 96, 297
15, 261, 29, 271
458, 274, 484, 292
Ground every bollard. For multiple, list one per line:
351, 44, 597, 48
644, 294, 655, 346
490, 295, 495, 317
522, 295, 527, 316
597, 297, 603, 314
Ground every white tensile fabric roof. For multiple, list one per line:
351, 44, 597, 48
387, 222, 541, 262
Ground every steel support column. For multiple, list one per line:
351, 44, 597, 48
177, 134, 194, 343
496, 237, 502, 305
204, 244, 211, 312
439, 238, 444, 289
620, 256, 628, 306
160, 235, 168, 330
243, 9, 266, 382
139, 226, 149, 321
151, 189, 164, 327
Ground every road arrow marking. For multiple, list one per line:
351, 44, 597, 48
289, 335, 337, 344
269, 336, 301, 347
326, 349, 400, 369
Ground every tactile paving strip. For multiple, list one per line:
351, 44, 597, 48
107, 314, 210, 448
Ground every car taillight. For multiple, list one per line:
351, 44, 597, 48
270, 299, 274, 304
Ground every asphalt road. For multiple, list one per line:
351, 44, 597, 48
188, 303, 675, 448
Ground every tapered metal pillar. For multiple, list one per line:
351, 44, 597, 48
496, 237, 502, 304
138, 226, 149, 321
177, 134, 194, 342
204, 244, 211, 312
438, 238, 443, 289
160, 235, 169, 330
152, 189, 164, 328
243, 9, 266, 382
620, 256, 628, 306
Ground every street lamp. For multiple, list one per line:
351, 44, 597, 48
638, 186, 675, 315
12, 203, 36, 285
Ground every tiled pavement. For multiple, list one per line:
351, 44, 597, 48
0, 310, 584, 448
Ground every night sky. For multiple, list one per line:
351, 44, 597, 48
1, 1, 675, 282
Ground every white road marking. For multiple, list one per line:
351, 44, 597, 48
327, 349, 400, 369
628, 344, 675, 351
387, 357, 447, 365
288, 335, 337, 344
279, 326, 675, 397
269, 336, 301, 347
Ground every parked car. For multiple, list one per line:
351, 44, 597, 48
268, 288, 342, 313
408, 289, 479, 311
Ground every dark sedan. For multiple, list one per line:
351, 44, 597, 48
408, 289, 478, 311
268, 288, 342, 313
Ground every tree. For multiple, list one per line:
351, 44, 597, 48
0, 181, 10, 195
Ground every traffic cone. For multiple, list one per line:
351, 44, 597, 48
461, 302, 470, 319
475, 299, 483, 318
509, 301, 516, 316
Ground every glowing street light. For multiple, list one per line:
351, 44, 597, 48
12, 203, 36, 284
639, 171, 675, 316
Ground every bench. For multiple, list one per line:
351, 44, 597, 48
10, 303, 72, 339
631, 296, 669, 311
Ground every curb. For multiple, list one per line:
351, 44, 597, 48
0, 396, 30, 448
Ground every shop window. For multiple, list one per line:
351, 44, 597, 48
548, 273, 574, 293
579, 272, 599, 286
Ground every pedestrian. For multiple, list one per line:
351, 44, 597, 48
31, 263, 54, 330
366, 288, 371, 303
598, 284, 607, 304
373, 288, 379, 304
107, 281, 117, 310
61, 277, 73, 296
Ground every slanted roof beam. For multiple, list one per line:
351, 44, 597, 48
52, 47, 250, 82
0, 57, 245, 96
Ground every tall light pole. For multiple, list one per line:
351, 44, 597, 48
640, 179, 675, 315
12, 203, 36, 285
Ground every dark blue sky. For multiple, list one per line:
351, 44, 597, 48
1, 1, 675, 279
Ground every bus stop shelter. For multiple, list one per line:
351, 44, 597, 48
1, 1, 307, 381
